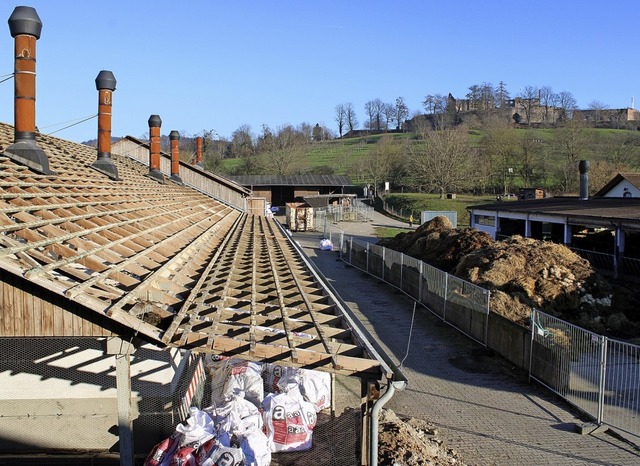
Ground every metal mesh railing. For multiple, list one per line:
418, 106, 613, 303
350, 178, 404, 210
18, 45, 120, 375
315, 199, 373, 224
530, 309, 640, 439
342, 236, 490, 345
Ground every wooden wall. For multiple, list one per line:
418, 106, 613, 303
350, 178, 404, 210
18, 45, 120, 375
0, 269, 116, 337
112, 138, 249, 212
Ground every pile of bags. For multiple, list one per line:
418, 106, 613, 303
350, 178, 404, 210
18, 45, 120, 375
144, 356, 331, 466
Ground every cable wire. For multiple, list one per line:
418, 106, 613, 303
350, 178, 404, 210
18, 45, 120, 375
45, 113, 97, 136
400, 301, 417, 368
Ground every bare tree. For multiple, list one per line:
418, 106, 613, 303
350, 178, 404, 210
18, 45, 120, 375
365, 99, 385, 131
517, 85, 539, 124
335, 103, 346, 137
229, 124, 254, 158
355, 134, 403, 192
482, 125, 520, 194
394, 97, 409, 130
345, 102, 358, 133
588, 100, 610, 123
556, 91, 577, 121
422, 94, 447, 114
409, 125, 476, 198
538, 86, 555, 123
551, 118, 592, 192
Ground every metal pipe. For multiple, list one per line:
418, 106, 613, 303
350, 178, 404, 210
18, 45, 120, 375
370, 378, 407, 466
195, 136, 203, 166
169, 130, 182, 184
91, 70, 119, 179
5, 6, 52, 174
147, 115, 164, 183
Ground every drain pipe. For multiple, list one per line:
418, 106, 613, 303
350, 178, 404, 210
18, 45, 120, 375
370, 377, 407, 466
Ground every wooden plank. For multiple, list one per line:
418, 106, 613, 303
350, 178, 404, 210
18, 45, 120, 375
41, 284, 54, 336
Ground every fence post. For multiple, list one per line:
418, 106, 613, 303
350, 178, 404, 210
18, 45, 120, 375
339, 232, 344, 260
349, 236, 353, 264
597, 335, 608, 424
400, 252, 404, 293
529, 308, 536, 381
418, 260, 423, 303
366, 241, 370, 274
484, 289, 490, 345
381, 246, 385, 281
443, 272, 448, 322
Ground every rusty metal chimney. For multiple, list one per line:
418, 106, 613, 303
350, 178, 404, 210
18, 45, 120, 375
579, 160, 589, 200
195, 136, 203, 167
147, 115, 164, 183
5, 6, 53, 174
169, 130, 182, 184
91, 70, 119, 179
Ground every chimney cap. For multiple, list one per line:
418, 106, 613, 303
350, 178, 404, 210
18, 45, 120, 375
95, 70, 116, 91
169, 130, 180, 140
8, 6, 42, 39
148, 115, 162, 128
579, 160, 590, 174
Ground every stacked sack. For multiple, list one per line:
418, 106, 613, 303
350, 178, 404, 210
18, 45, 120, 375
145, 356, 333, 465
144, 406, 247, 466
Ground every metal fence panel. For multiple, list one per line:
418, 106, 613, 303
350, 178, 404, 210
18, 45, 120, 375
602, 339, 640, 438
530, 310, 602, 411
401, 254, 421, 300
384, 248, 403, 289
368, 243, 384, 278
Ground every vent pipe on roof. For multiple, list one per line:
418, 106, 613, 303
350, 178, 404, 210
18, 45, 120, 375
91, 70, 119, 179
169, 130, 183, 184
195, 136, 203, 167
579, 160, 589, 200
147, 115, 164, 183
4, 6, 53, 175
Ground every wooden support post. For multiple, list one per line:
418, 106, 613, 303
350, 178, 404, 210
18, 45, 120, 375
106, 336, 136, 466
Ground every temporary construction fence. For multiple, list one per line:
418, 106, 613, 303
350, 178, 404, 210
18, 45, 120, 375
342, 236, 490, 345
334, 231, 640, 440
530, 309, 640, 440
315, 198, 374, 223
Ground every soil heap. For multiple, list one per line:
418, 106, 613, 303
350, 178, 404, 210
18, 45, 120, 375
378, 216, 640, 338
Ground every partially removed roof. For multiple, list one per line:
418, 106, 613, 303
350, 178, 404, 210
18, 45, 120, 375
0, 123, 389, 379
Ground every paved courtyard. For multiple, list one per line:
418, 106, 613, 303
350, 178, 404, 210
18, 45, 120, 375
292, 212, 640, 466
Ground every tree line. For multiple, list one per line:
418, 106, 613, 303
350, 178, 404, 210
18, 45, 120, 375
145, 80, 639, 196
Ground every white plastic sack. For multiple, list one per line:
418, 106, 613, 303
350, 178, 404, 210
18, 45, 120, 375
263, 364, 331, 412
205, 356, 264, 407
299, 369, 331, 412
240, 430, 271, 466
206, 394, 263, 442
261, 390, 318, 452
319, 238, 334, 251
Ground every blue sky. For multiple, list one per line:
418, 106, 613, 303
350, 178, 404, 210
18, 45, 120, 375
0, 1, 638, 143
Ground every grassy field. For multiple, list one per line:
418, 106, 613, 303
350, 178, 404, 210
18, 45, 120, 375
382, 192, 504, 228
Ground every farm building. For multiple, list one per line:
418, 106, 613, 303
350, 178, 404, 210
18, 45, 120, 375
0, 6, 404, 466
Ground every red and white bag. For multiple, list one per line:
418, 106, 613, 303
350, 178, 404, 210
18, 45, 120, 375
261, 385, 318, 452
144, 431, 183, 466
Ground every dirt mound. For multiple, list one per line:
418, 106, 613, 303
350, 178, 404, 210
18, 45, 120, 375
378, 409, 466, 465
454, 236, 612, 326
378, 217, 640, 337
378, 216, 494, 273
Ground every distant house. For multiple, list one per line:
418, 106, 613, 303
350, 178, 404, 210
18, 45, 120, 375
469, 172, 640, 278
